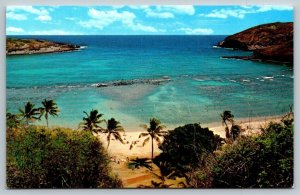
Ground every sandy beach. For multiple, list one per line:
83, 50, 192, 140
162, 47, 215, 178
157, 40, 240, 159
95, 115, 282, 188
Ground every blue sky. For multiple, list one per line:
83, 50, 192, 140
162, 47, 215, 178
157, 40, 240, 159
6, 5, 293, 35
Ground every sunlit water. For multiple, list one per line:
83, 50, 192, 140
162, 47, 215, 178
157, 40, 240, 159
7, 36, 293, 130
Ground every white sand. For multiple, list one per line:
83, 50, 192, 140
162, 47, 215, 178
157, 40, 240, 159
95, 115, 282, 161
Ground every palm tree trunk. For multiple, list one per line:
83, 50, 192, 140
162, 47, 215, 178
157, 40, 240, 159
46, 114, 49, 128
151, 137, 154, 161
107, 134, 111, 150
224, 121, 230, 139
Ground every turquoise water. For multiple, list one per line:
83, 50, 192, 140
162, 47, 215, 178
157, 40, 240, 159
7, 36, 293, 130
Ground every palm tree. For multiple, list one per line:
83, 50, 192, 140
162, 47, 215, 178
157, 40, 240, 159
139, 118, 167, 161
220, 110, 234, 139
103, 118, 125, 149
230, 124, 242, 141
18, 102, 41, 125
81, 109, 104, 133
40, 99, 59, 128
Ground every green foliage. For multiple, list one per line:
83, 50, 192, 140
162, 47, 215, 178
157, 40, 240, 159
212, 117, 293, 188
154, 123, 223, 176
81, 109, 105, 133
6, 112, 21, 130
40, 99, 60, 127
220, 110, 242, 141
104, 118, 125, 149
139, 118, 167, 161
7, 126, 122, 188
18, 102, 42, 124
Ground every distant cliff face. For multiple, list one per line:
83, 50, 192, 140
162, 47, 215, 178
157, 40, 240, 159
218, 22, 293, 64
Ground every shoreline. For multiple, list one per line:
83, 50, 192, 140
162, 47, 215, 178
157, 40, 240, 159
96, 114, 283, 187
96, 114, 283, 159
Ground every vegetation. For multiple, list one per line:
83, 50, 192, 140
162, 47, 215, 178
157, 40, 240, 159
220, 110, 234, 139
6, 38, 78, 54
7, 125, 122, 188
103, 118, 125, 149
221, 110, 242, 141
7, 100, 294, 188
139, 118, 167, 161
81, 109, 105, 133
154, 123, 223, 178
212, 115, 293, 188
40, 99, 60, 128
18, 102, 41, 125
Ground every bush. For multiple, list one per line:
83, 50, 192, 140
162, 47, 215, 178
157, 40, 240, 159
154, 123, 223, 176
212, 118, 293, 188
7, 126, 122, 188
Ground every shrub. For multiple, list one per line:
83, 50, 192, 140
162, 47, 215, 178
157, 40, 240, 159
7, 126, 122, 188
212, 118, 293, 188
154, 123, 223, 177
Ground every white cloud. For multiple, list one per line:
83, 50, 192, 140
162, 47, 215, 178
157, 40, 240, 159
199, 5, 293, 19
6, 26, 24, 33
7, 6, 52, 22
80, 9, 135, 29
129, 23, 158, 32
6, 12, 27, 20
35, 15, 51, 21
200, 8, 247, 19
126, 5, 194, 19
145, 10, 174, 19
157, 5, 195, 15
256, 5, 293, 12
179, 28, 214, 35
80, 8, 161, 33
30, 30, 82, 35
128, 6, 150, 10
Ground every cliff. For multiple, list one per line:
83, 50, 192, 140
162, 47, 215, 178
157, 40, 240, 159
218, 22, 293, 64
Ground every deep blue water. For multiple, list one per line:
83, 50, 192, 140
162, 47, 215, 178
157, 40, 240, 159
6, 35, 294, 130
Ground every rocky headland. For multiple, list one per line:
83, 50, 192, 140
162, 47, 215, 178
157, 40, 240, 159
218, 22, 293, 65
6, 38, 80, 55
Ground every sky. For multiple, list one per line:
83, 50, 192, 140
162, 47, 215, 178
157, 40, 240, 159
6, 5, 293, 35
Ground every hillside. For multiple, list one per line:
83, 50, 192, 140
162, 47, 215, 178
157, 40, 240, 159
6, 38, 80, 55
218, 22, 293, 64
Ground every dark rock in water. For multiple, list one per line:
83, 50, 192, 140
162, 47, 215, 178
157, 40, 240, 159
96, 83, 108, 87
218, 22, 293, 64
95, 77, 172, 88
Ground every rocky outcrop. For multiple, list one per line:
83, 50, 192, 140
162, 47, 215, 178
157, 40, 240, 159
93, 77, 172, 88
6, 38, 80, 55
218, 22, 293, 64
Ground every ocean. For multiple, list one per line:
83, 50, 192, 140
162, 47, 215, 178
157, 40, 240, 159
6, 35, 294, 130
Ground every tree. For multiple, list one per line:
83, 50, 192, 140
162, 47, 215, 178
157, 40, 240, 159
40, 99, 60, 128
230, 124, 242, 141
81, 109, 104, 133
18, 102, 41, 125
154, 123, 222, 176
212, 116, 293, 188
103, 118, 125, 149
139, 118, 167, 161
220, 110, 234, 139
7, 126, 123, 188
